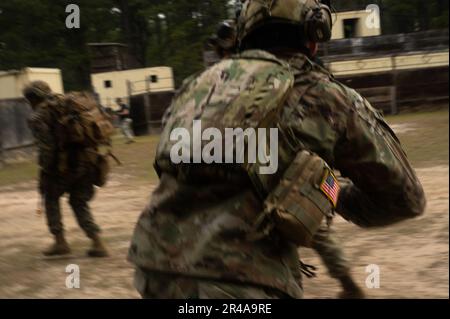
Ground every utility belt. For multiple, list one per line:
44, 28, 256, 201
155, 158, 253, 187
156, 148, 339, 248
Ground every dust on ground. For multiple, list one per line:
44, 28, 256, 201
302, 165, 449, 299
0, 110, 448, 298
0, 174, 153, 299
0, 165, 447, 299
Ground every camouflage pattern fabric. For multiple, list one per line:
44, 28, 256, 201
311, 224, 350, 280
28, 101, 58, 173
128, 50, 426, 298
28, 100, 101, 239
40, 171, 100, 238
121, 118, 135, 142
134, 268, 291, 299
237, 0, 330, 43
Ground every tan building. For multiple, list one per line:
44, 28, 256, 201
331, 10, 381, 40
91, 66, 175, 109
328, 50, 450, 76
0, 68, 64, 100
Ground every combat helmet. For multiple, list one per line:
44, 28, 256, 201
22, 80, 52, 101
237, 0, 332, 45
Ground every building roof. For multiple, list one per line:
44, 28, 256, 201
332, 1, 375, 12
91, 66, 173, 77
0, 68, 61, 77
0, 70, 20, 77
24, 67, 61, 73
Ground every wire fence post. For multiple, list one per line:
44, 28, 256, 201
391, 55, 399, 115
144, 78, 152, 135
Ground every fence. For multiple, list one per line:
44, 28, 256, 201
336, 65, 449, 113
126, 77, 175, 135
319, 30, 449, 113
320, 29, 449, 59
0, 98, 34, 165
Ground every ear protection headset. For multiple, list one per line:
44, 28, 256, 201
304, 0, 332, 42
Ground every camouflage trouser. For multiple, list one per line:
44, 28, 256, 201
121, 118, 134, 142
134, 268, 291, 299
40, 172, 100, 238
311, 224, 350, 279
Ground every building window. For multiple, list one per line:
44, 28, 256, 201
343, 18, 359, 38
104, 80, 112, 88
150, 75, 158, 83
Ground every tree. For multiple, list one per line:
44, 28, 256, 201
0, 0, 121, 91
142, 0, 229, 85
115, 0, 149, 67
0, 0, 447, 90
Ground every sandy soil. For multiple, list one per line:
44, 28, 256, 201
303, 165, 449, 299
0, 166, 448, 299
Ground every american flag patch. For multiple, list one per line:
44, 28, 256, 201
320, 169, 340, 207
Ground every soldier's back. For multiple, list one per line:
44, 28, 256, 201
128, 49, 425, 299
129, 50, 309, 298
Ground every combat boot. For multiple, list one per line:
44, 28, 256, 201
43, 233, 71, 256
87, 234, 109, 258
337, 274, 366, 299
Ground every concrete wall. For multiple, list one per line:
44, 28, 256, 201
91, 66, 175, 110
0, 68, 64, 100
26, 68, 64, 94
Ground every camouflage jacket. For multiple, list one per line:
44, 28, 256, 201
128, 50, 426, 298
28, 99, 95, 180
28, 101, 58, 174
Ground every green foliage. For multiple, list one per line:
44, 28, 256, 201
0, 0, 447, 90
0, 0, 121, 91
138, 0, 229, 85
381, 0, 449, 34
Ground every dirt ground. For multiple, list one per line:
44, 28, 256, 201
0, 111, 448, 299
0, 166, 447, 299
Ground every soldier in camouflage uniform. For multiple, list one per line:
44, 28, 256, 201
209, 15, 364, 299
24, 81, 109, 257
128, 0, 426, 299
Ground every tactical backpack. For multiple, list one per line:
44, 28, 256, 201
156, 50, 336, 247
49, 91, 116, 186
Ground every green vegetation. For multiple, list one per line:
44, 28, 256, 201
0, 134, 161, 188
109, 134, 160, 183
0, 161, 38, 187
0, 0, 230, 90
1, 109, 448, 188
386, 109, 449, 168
0, 1, 448, 90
